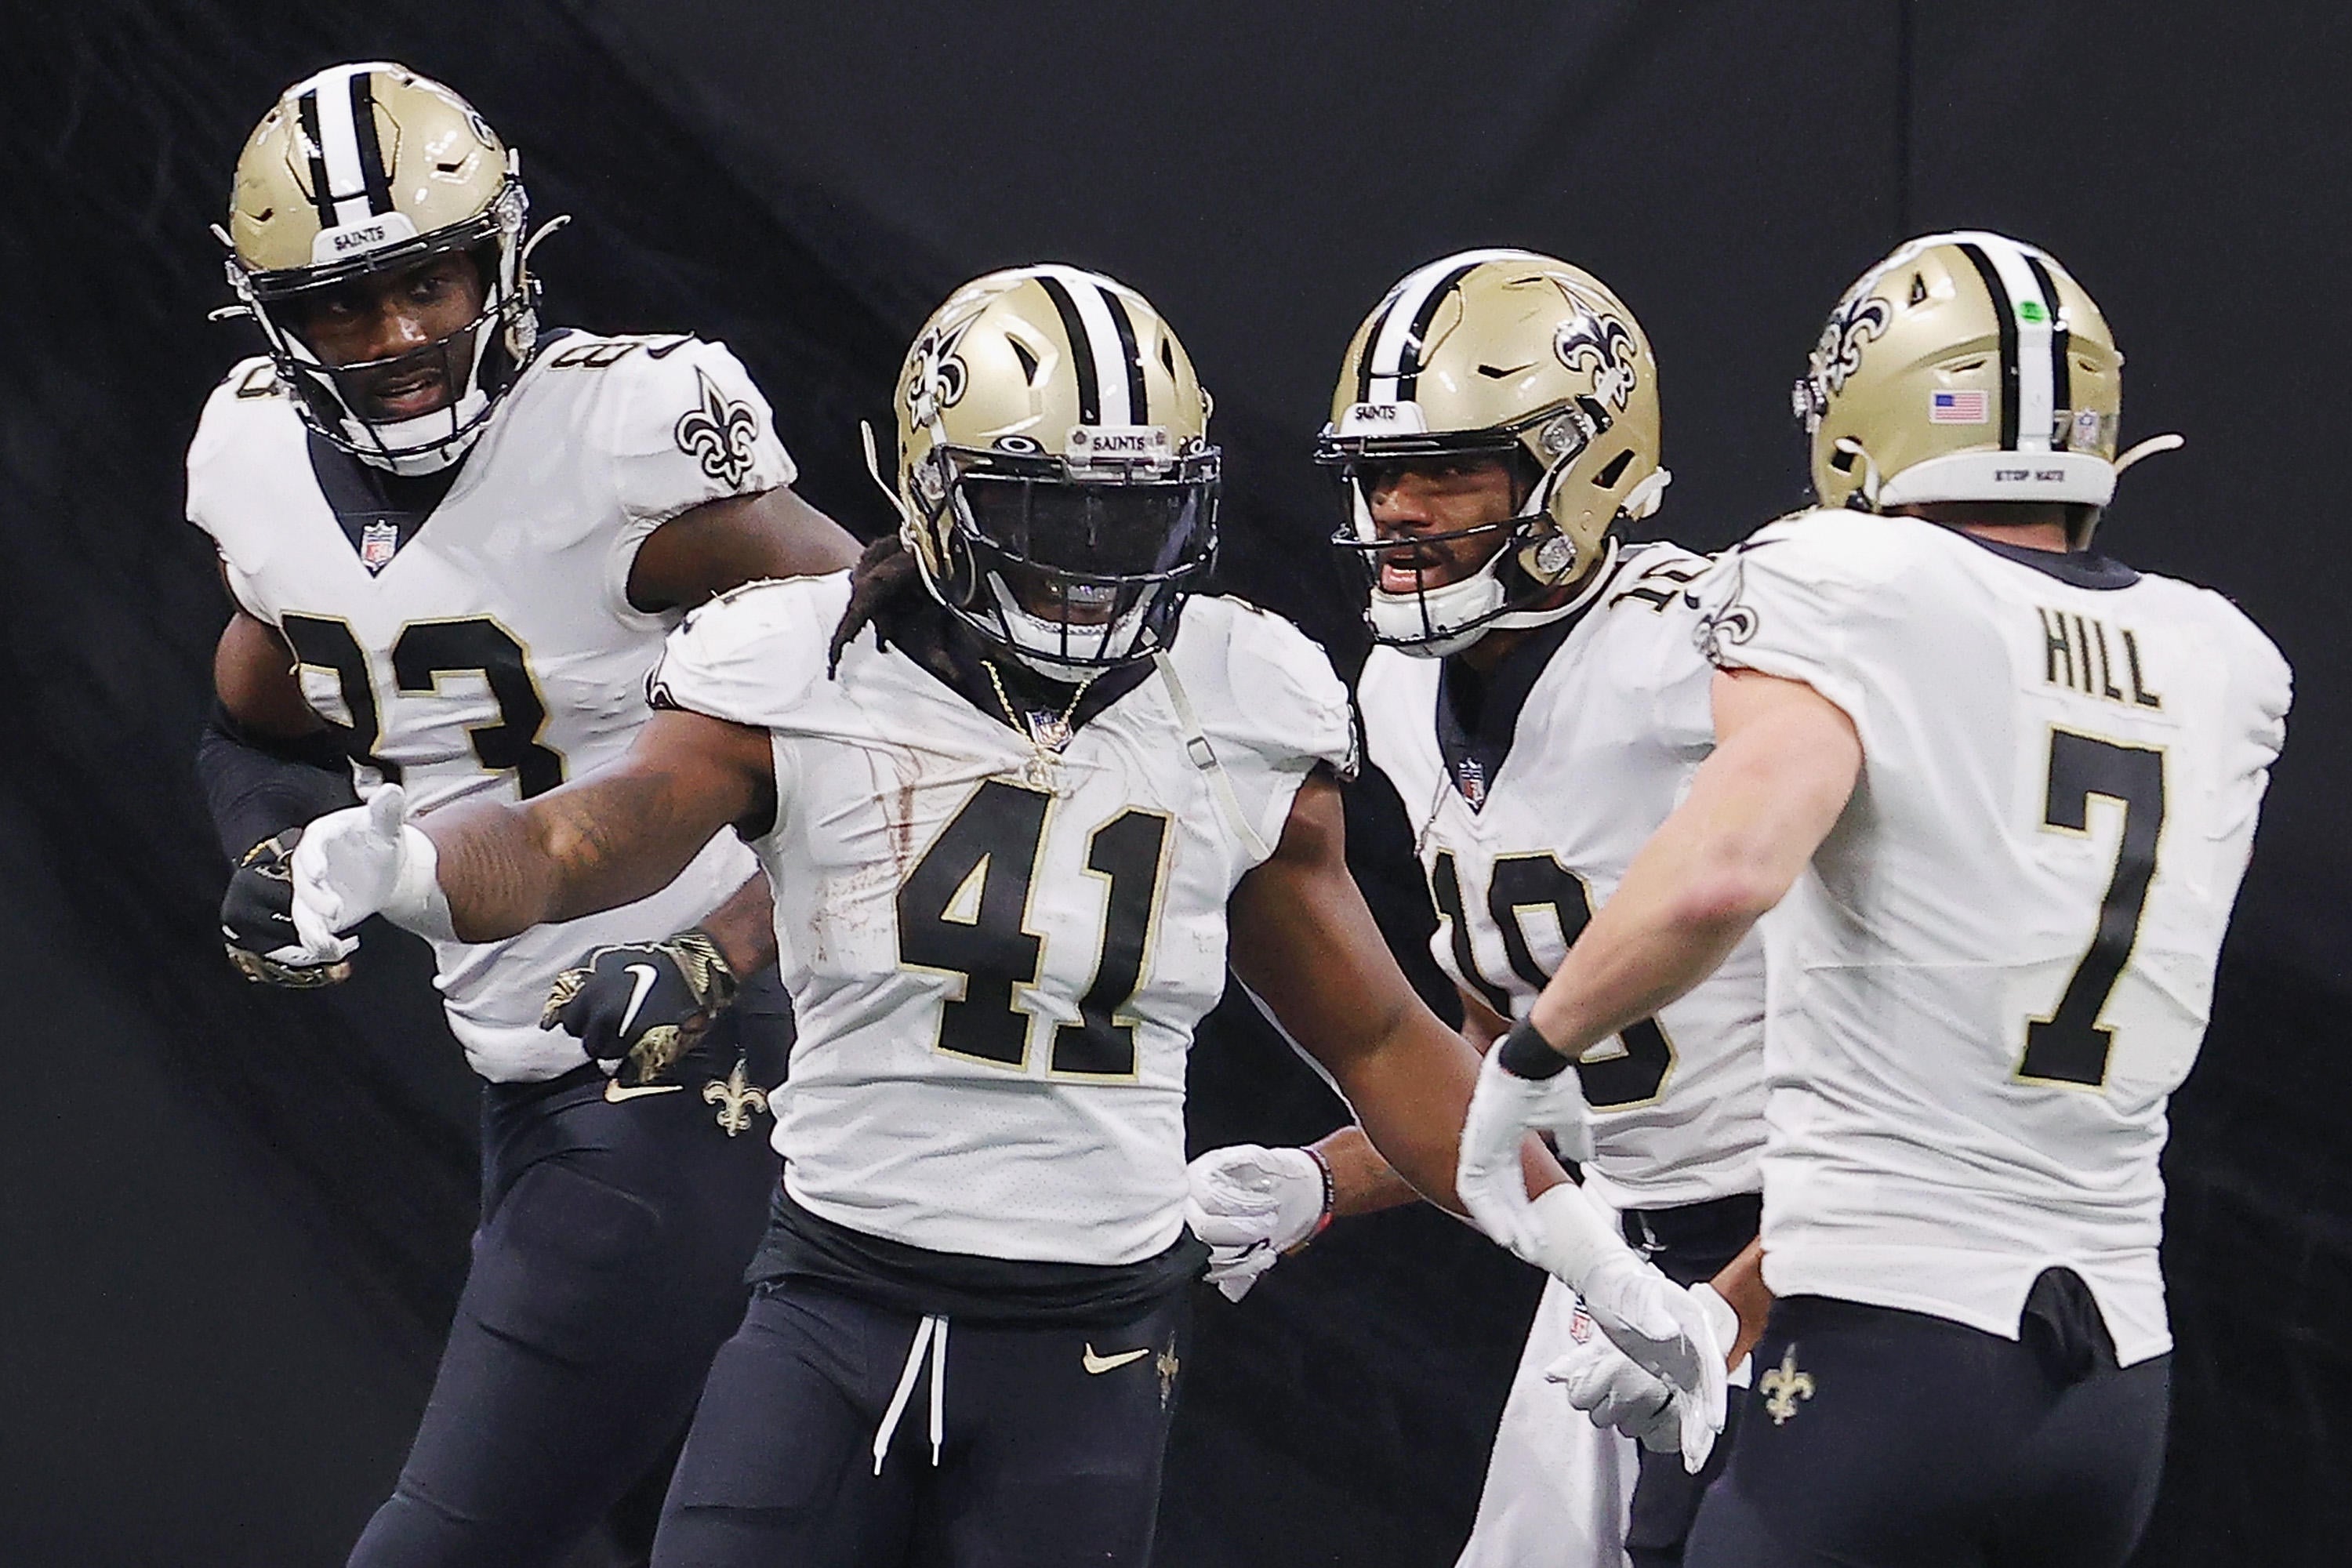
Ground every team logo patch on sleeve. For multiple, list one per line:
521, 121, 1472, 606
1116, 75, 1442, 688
674, 368, 762, 489
1691, 546, 1766, 666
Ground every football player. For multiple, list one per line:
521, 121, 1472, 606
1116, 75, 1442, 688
188, 63, 860, 1567
1456, 232, 2290, 1568
278, 264, 1727, 1568
1185, 251, 1768, 1568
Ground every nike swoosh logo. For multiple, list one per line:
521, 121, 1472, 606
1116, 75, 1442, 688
619, 964, 660, 1036
1081, 1345, 1150, 1375
604, 1080, 684, 1103
644, 335, 695, 359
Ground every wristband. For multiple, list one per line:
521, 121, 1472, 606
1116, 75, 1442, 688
1285, 1144, 1338, 1254
1498, 1015, 1574, 1080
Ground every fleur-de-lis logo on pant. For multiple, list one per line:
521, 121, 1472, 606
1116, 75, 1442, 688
1759, 1344, 1816, 1425
673, 368, 761, 489
702, 1058, 770, 1138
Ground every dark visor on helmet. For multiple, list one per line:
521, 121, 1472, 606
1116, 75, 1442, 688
956, 474, 1213, 579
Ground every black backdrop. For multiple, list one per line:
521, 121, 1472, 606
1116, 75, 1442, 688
4, 3, 2347, 1563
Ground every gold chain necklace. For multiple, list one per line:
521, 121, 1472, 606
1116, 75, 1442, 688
983, 659, 1094, 794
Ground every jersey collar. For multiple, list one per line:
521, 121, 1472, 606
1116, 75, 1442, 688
873, 590, 1159, 742
1432, 605, 1581, 813
1940, 524, 2141, 590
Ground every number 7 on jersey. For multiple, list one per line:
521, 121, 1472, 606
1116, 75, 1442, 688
2020, 728, 2167, 1089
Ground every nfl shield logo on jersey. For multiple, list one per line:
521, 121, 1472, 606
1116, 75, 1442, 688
359, 519, 400, 573
1454, 757, 1486, 808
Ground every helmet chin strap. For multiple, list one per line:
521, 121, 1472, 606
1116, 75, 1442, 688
274, 299, 504, 477
984, 575, 1155, 681
1368, 533, 1621, 659
338, 383, 492, 477
1490, 535, 1621, 630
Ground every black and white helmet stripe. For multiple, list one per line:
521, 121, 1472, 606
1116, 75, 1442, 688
1946, 230, 2066, 454
291, 62, 400, 231
1353, 247, 1537, 405
1032, 265, 1149, 426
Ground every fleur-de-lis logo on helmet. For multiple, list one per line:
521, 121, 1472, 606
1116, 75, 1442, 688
1796, 292, 1893, 430
902, 321, 973, 431
1553, 299, 1641, 412
673, 368, 761, 489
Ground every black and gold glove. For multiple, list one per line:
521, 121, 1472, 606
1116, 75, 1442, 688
221, 827, 355, 988
542, 931, 739, 1084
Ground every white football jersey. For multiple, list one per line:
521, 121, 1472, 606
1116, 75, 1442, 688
1691, 510, 2290, 1364
648, 577, 1355, 1265
186, 333, 788, 1081
1360, 544, 1767, 1212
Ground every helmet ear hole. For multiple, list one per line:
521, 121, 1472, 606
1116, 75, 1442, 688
1592, 448, 1634, 488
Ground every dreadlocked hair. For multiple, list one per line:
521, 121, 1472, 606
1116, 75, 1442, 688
828, 530, 932, 677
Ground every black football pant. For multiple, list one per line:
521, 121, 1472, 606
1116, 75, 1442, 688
651, 1278, 1185, 1567
1682, 1272, 2169, 1568
347, 975, 791, 1568
1620, 1191, 1761, 1568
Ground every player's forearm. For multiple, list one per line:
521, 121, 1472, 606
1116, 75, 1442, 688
1523, 832, 1762, 1062
694, 871, 779, 977
1316, 1121, 1562, 1222
1311, 1126, 1419, 1217
1335, 1011, 1569, 1217
415, 796, 579, 942
1526, 690, 1853, 1057
421, 773, 710, 942
196, 704, 358, 859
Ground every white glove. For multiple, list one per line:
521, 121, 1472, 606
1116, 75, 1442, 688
1568, 1247, 1735, 1474
1545, 1298, 1679, 1455
289, 785, 454, 953
1456, 1043, 1595, 1266
1185, 1144, 1330, 1303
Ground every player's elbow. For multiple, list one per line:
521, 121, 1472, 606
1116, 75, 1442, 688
1665, 848, 1788, 938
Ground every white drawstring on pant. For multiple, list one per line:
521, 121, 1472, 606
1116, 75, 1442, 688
872, 1313, 949, 1475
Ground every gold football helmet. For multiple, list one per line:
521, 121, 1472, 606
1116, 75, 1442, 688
887, 265, 1218, 680
219, 62, 550, 474
1795, 230, 2177, 532
1316, 249, 1668, 655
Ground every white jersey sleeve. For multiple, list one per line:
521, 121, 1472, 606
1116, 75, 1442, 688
1169, 596, 1357, 860
1684, 512, 1911, 725
646, 574, 843, 729
186, 357, 291, 624
597, 336, 798, 625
